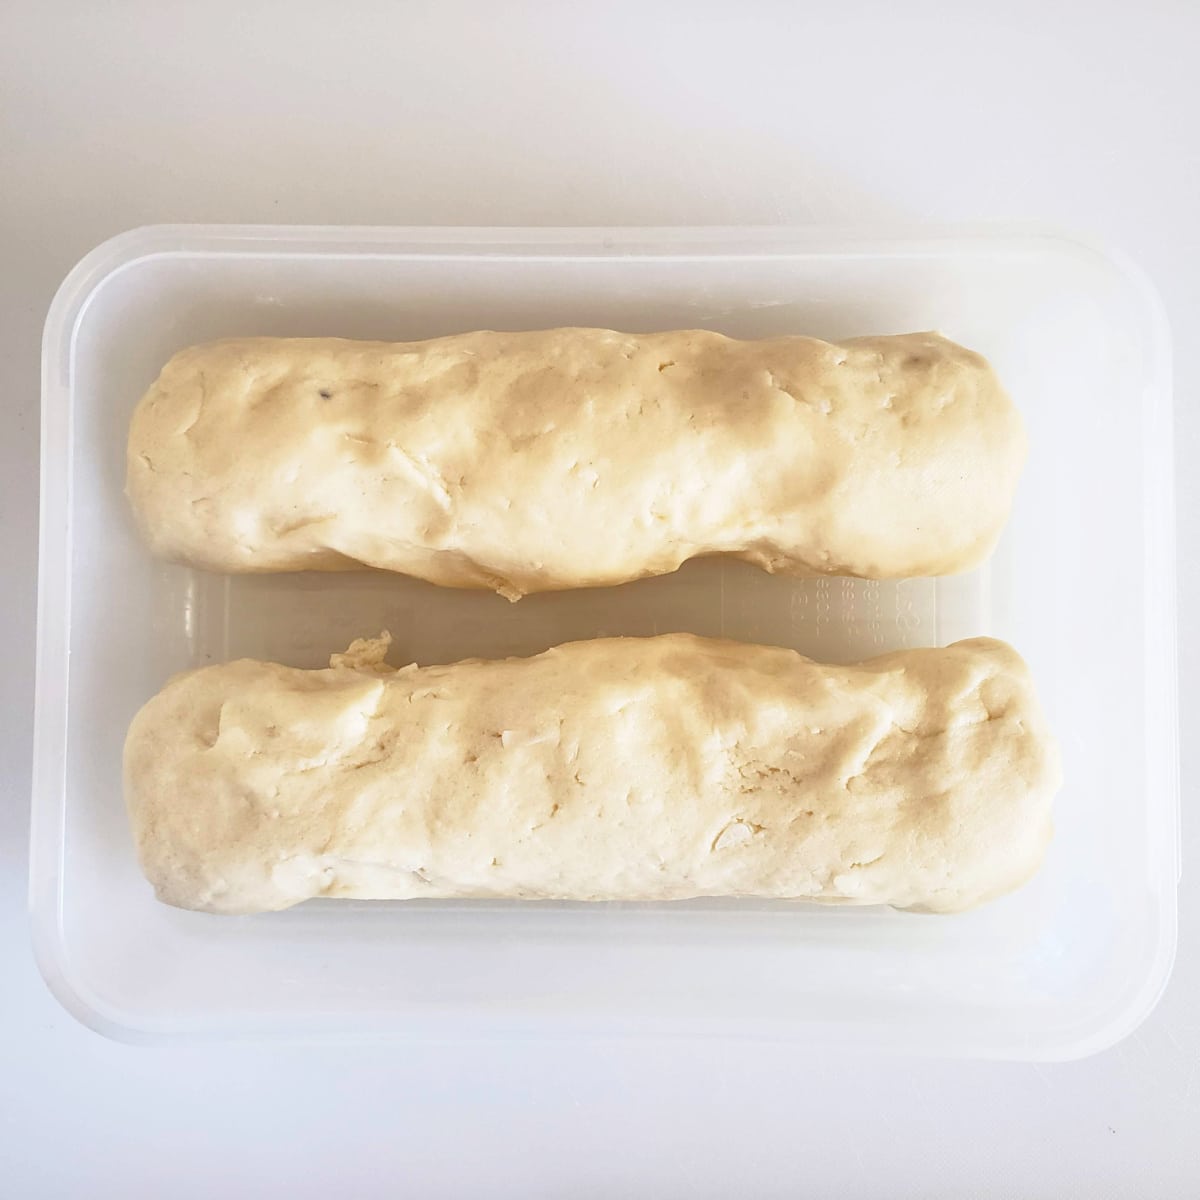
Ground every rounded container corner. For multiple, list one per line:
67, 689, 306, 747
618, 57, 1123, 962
44, 225, 194, 351
28, 907, 161, 1047
1051, 938, 1178, 1062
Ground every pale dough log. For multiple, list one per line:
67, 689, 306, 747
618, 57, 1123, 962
124, 634, 1058, 915
126, 330, 1025, 595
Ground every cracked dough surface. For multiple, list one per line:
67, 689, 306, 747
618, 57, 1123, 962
126, 329, 1025, 595
124, 634, 1058, 914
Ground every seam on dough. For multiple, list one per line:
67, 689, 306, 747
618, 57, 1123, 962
765, 370, 791, 398
766, 369, 832, 414
179, 371, 207, 437
847, 853, 885, 870
271, 513, 337, 537
386, 443, 453, 510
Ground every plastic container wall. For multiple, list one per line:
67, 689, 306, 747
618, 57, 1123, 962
32, 226, 1178, 1055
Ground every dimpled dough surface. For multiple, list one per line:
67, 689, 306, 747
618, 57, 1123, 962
126, 329, 1026, 595
124, 634, 1058, 914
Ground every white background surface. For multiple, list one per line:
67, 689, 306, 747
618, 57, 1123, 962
2, 1, 1196, 1195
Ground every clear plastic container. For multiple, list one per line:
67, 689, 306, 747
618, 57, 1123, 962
32, 225, 1178, 1056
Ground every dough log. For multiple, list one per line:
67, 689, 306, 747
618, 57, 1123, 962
124, 634, 1058, 915
126, 330, 1025, 595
